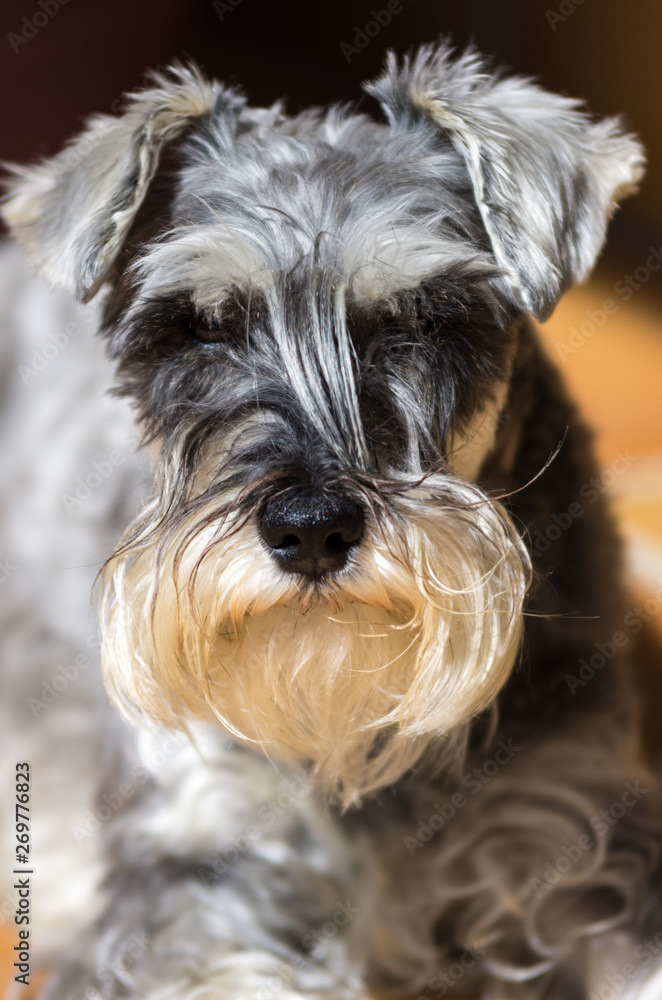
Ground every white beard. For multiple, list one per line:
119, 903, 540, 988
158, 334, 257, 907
100, 475, 531, 805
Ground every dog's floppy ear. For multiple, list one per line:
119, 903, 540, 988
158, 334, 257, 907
365, 43, 644, 320
2, 64, 230, 303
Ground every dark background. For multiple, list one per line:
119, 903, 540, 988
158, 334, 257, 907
1, 0, 661, 276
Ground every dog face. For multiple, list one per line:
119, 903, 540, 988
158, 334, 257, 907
3, 45, 642, 803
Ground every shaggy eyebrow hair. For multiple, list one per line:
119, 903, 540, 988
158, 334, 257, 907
102, 268, 516, 500
107, 263, 508, 352
104, 289, 259, 355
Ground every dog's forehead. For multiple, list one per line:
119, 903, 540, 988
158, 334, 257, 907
135, 105, 495, 310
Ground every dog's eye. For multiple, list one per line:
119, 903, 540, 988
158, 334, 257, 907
190, 315, 228, 345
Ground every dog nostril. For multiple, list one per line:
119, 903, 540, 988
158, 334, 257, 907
324, 525, 361, 554
259, 491, 364, 577
275, 532, 301, 550
325, 531, 346, 553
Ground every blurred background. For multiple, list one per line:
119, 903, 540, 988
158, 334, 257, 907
1, 1, 661, 994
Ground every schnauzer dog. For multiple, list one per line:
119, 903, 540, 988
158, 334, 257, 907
3, 41, 662, 1000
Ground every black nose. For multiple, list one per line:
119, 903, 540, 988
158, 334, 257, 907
259, 490, 364, 577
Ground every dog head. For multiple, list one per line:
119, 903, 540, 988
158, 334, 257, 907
3, 44, 642, 803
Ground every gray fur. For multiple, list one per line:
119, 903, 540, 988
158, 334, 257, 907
366, 44, 644, 319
